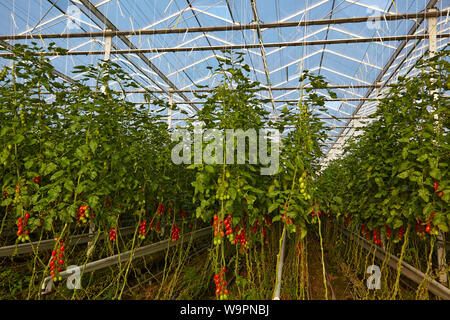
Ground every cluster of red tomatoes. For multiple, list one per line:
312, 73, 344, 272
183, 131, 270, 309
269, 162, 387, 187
157, 203, 165, 215
31, 175, 40, 184
434, 181, 444, 198
385, 225, 391, 238
16, 212, 30, 242
361, 226, 383, 246
311, 203, 323, 217
213, 267, 229, 300
224, 214, 234, 242
171, 224, 180, 242
76, 205, 89, 224
281, 214, 293, 225
344, 215, 352, 228
416, 212, 435, 238
138, 221, 147, 240
150, 220, 160, 233
213, 215, 224, 245
49, 237, 65, 281
109, 227, 117, 242
251, 220, 259, 234
233, 225, 247, 249
262, 226, 269, 244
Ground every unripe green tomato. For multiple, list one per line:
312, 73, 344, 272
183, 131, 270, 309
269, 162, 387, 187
225, 171, 230, 178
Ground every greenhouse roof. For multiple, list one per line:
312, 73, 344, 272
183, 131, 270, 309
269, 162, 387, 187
0, 0, 449, 160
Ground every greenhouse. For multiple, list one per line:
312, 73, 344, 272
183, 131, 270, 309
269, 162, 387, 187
0, 0, 448, 304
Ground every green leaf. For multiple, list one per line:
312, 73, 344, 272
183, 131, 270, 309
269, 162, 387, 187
401, 147, 408, 160
429, 168, 442, 180
64, 180, 74, 192
12, 134, 24, 144
333, 196, 342, 205
50, 170, 64, 181
417, 154, 428, 162
300, 228, 307, 239
205, 165, 215, 174
272, 215, 281, 222
24, 159, 34, 169
268, 202, 279, 213
42, 162, 57, 176
75, 145, 89, 160
393, 219, 403, 229
397, 171, 409, 179
89, 141, 98, 153
418, 189, 429, 203
88, 195, 99, 208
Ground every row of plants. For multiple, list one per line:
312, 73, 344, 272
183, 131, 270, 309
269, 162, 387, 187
0, 43, 335, 299
2, 42, 447, 300
315, 50, 449, 299
0, 43, 204, 298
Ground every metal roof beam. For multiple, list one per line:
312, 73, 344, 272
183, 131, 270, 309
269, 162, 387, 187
77, 0, 199, 112
2, 10, 448, 40
7, 33, 448, 56
250, 0, 276, 115
324, 0, 442, 158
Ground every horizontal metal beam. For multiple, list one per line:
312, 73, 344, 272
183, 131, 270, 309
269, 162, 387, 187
126, 84, 384, 93
34, 85, 387, 95
323, 2, 442, 158
41, 226, 211, 295
131, 98, 380, 104
0, 226, 135, 257
3, 34, 448, 56
165, 116, 372, 120
1, 10, 447, 41
0, 218, 194, 256
340, 225, 450, 300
